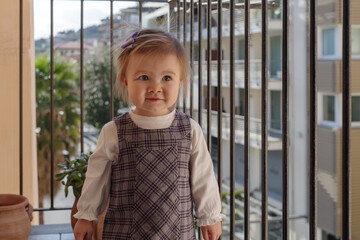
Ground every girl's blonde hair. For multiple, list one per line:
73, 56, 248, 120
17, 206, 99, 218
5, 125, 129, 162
116, 29, 189, 105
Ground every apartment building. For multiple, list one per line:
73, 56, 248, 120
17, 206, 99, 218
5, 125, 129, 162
317, 0, 360, 238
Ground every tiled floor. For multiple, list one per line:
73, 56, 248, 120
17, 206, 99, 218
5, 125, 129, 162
29, 224, 75, 240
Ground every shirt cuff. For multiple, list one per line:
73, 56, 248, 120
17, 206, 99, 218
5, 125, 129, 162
197, 213, 226, 226
73, 211, 99, 223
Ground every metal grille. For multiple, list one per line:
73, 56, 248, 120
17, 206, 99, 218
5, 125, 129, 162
18, 0, 351, 239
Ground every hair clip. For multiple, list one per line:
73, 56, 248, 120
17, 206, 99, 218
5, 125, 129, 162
121, 31, 139, 49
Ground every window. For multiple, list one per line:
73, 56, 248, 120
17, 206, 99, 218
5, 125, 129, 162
352, 27, 360, 56
270, 90, 281, 130
238, 88, 244, 116
352, 96, 360, 124
239, 39, 244, 60
322, 28, 336, 57
323, 95, 335, 122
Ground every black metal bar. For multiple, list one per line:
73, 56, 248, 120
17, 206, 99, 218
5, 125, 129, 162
183, 0, 187, 113
309, 0, 317, 239
34, 207, 72, 212
197, 0, 203, 234
139, 0, 142, 26
261, 0, 268, 238
244, 0, 250, 238
198, 0, 202, 127
50, 0, 55, 210
177, 0, 180, 40
190, 0, 194, 117
80, 0, 84, 154
282, 0, 289, 238
206, 0, 211, 150
19, 0, 23, 196
217, 0, 223, 202
229, 0, 235, 238
342, 0, 351, 238
110, 0, 114, 119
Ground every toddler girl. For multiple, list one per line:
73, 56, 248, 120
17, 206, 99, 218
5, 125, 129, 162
74, 29, 224, 240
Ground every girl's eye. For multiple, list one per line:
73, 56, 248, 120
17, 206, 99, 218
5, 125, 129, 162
138, 75, 149, 80
163, 75, 172, 81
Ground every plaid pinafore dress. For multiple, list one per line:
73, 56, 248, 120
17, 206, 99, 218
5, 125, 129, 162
102, 110, 196, 240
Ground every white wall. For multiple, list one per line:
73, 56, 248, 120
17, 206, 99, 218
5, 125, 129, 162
289, 0, 309, 238
0, 0, 39, 224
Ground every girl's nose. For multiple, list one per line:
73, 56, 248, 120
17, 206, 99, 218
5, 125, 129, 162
148, 81, 162, 93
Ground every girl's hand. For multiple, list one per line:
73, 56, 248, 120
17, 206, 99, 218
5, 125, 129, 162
74, 219, 94, 240
200, 221, 222, 240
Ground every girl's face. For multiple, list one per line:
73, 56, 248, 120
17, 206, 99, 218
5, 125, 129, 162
124, 53, 182, 117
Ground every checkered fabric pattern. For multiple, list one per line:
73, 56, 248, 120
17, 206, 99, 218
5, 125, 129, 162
102, 110, 196, 240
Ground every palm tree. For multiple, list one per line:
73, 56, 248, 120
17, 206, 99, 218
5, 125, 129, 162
35, 54, 80, 222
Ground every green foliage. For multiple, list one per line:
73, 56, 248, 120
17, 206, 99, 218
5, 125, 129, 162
56, 152, 92, 198
84, 47, 125, 129
35, 54, 80, 202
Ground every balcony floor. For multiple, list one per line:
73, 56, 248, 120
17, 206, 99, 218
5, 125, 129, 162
30, 224, 74, 240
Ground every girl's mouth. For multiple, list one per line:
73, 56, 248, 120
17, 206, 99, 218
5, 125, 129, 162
146, 98, 162, 102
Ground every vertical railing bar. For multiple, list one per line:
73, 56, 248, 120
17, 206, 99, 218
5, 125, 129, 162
206, 0, 211, 151
80, 0, 84, 153
261, 0, 268, 238
198, 0, 202, 127
50, 0, 55, 209
19, 0, 23, 195
309, 0, 317, 238
244, 0, 250, 238
196, 3, 203, 238
342, 0, 351, 238
110, 0, 114, 120
183, 0, 187, 113
217, 0, 223, 205
282, 0, 289, 238
190, 0, 194, 117
229, 0, 235, 238
139, 0, 142, 27
177, 0, 180, 40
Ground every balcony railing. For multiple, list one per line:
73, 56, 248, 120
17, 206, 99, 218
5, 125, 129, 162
14, 0, 352, 239
192, 110, 282, 150
194, 60, 262, 88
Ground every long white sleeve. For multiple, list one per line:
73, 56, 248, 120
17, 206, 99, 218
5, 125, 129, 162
73, 122, 116, 222
189, 119, 225, 226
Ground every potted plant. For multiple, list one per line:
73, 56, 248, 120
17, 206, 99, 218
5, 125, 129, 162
56, 152, 107, 240
56, 152, 91, 199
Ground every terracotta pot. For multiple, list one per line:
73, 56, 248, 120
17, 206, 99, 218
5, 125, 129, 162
0, 194, 32, 240
71, 198, 108, 240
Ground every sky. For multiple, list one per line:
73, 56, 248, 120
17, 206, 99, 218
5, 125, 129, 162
34, 0, 136, 40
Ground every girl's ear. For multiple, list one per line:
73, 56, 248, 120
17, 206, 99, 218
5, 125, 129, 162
123, 78, 128, 87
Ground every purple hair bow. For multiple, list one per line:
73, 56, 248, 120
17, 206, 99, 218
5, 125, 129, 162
121, 31, 139, 49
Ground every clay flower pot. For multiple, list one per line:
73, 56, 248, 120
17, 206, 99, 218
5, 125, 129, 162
0, 194, 32, 240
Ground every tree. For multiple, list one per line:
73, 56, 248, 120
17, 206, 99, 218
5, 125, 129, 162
36, 54, 80, 218
84, 46, 125, 130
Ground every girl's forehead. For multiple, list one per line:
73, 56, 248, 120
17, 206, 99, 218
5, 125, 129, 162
128, 52, 181, 69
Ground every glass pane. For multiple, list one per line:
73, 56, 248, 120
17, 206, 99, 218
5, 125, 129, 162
271, 91, 281, 130
352, 28, 360, 55
323, 95, 335, 122
322, 28, 335, 56
352, 96, 360, 122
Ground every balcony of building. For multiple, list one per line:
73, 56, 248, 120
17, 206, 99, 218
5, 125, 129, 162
1, 0, 357, 239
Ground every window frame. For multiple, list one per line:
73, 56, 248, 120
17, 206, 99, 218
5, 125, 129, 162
318, 93, 340, 128
318, 25, 339, 60
351, 25, 360, 59
352, 94, 360, 127
269, 90, 282, 133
